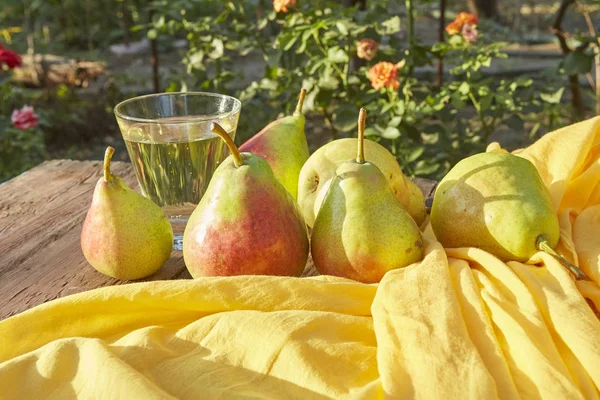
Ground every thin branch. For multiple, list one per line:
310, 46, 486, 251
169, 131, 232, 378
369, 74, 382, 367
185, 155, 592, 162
576, 0, 600, 114
551, 0, 584, 121
436, 0, 446, 86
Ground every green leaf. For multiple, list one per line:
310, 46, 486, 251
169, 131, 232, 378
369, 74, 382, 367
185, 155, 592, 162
540, 87, 565, 104
328, 46, 349, 63
457, 82, 470, 95
388, 116, 402, 127
336, 21, 348, 36
562, 51, 593, 75
381, 126, 401, 139
406, 146, 424, 163
413, 160, 440, 176
147, 29, 158, 40
333, 105, 358, 132
208, 38, 224, 59
377, 16, 401, 35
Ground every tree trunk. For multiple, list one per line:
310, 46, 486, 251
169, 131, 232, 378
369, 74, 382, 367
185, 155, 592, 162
467, 0, 499, 19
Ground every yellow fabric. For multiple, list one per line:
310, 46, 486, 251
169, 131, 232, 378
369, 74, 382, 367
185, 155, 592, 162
1, 119, 600, 400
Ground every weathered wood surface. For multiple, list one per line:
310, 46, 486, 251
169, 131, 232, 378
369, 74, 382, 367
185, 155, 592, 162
0, 160, 437, 321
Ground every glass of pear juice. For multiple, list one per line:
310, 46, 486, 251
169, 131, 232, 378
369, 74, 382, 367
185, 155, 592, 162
114, 92, 242, 250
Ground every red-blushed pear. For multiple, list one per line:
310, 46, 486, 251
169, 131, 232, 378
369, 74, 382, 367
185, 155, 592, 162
239, 88, 309, 199
81, 147, 173, 280
183, 122, 309, 278
311, 109, 424, 284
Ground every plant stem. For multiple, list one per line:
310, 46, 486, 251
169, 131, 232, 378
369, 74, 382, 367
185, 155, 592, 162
537, 235, 587, 280
294, 88, 307, 116
356, 108, 367, 163
437, 0, 446, 86
211, 123, 244, 167
322, 107, 338, 140
468, 91, 491, 139
405, 0, 415, 76
103, 146, 115, 183
576, 0, 600, 115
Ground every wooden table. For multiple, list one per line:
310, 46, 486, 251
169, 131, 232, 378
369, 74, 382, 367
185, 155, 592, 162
0, 160, 438, 320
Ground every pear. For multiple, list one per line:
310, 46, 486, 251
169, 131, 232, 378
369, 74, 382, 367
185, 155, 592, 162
405, 178, 427, 226
299, 137, 410, 228
183, 122, 309, 278
239, 88, 309, 199
431, 151, 587, 280
311, 109, 424, 283
81, 147, 173, 280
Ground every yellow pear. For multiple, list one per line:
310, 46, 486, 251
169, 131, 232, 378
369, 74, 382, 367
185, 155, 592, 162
311, 109, 424, 283
431, 151, 586, 280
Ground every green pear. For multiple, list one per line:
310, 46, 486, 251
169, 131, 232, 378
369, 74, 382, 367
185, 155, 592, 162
431, 151, 587, 280
311, 109, 424, 284
81, 147, 173, 280
299, 137, 411, 228
183, 122, 309, 278
239, 88, 309, 199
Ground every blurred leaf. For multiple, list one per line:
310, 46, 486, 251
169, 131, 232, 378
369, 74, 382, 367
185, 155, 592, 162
377, 16, 401, 35
381, 126, 400, 139
328, 46, 349, 63
562, 51, 593, 75
208, 38, 224, 59
406, 146, 424, 163
540, 87, 564, 104
333, 105, 358, 132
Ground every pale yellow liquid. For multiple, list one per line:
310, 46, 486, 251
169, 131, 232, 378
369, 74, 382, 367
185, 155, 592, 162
121, 116, 236, 220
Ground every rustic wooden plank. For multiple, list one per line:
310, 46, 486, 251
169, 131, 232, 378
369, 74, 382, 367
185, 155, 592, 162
0, 160, 188, 320
0, 160, 435, 320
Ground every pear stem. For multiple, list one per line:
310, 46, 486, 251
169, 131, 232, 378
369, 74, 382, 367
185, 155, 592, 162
103, 146, 115, 183
294, 88, 307, 116
536, 236, 587, 280
211, 122, 243, 168
356, 108, 367, 164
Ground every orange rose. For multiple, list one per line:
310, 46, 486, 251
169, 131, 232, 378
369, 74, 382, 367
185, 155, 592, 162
356, 39, 379, 61
369, 61, 400, 90
273, 0, 296, 13
456, 12, 478, 26
445, 21, 462, 36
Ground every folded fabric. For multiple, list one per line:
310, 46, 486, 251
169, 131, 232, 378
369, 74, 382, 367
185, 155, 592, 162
1, 118, 599, 400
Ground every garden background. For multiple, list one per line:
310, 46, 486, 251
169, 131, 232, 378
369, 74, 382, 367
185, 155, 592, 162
1, 0, 599, 183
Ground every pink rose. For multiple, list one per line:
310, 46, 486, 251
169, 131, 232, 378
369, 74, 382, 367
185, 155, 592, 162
461, 23, 478, 43
0, 45, 22, 69
11, 105, 39, 130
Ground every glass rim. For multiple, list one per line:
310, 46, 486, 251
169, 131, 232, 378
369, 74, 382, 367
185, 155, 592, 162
114, 91, 242, 124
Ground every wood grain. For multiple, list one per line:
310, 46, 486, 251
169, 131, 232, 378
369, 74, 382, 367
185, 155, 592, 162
0, 160, 436, 320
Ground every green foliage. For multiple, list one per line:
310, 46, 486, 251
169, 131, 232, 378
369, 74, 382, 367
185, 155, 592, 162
0, 80, 46, 182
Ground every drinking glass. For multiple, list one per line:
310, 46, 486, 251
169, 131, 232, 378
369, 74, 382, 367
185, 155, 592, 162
114, 92, 242, 250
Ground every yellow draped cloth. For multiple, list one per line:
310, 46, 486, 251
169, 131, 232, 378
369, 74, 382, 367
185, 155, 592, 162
1, 118, 599, 400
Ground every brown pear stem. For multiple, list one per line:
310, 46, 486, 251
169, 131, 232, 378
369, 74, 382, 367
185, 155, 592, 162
294, 88, 307, 116
536, 236, 587, 280
103, 146, 115, 183
356, 108, 367, 164
211, 122, 243, 168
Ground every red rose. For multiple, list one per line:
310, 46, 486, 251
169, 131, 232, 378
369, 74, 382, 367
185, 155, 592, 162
0, 45, 22, 69
11, 105, 39, 130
